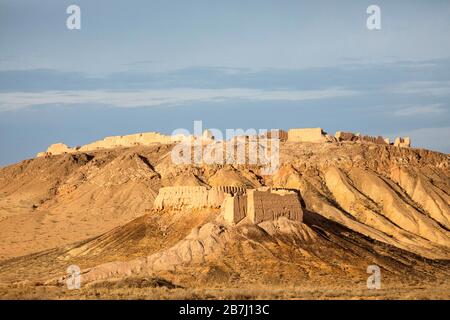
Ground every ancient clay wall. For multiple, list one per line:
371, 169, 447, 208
156, 185, 303, 224
154, 186, 208, 210
222, 189, 303, 225
222, 194, 247, 225
213, 186, 246, 194
360, 135, 389, 145
335, 131, 390, 145
287, 128, 327, 143
263, 130, 288, 142
335, 131, 411, 147
247, 189, 303, 224
206, 186, 245, 208
37, 132, 186, 157
394, 137, 411, 148
154, 186, 246, 210
78, 132, 185, 152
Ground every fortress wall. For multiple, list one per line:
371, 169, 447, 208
207, 186, 246, 208
206, 188, 224, 208
154, 186, 209, 210
38, 128, 411, 158
360, 135, 389, 145
213, 186, 246, 195
154, 185, 246, 210
247, 189, 303, 224
155, 186, 303, 225
264, 130, 288, 142
38, 132, 185, 156
394, 137, 411, 148
78, 132, 184, 152
287, 128, 327, 143
222, 195, 247, 225
335, 131, 391, 145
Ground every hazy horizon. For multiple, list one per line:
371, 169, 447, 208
1, 0, 449, 166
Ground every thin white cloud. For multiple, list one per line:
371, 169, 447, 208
390, 81, 450, 96
0, 87, 357, 111
393, 104, 447, 117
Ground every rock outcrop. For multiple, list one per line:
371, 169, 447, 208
335, 131, 359, 142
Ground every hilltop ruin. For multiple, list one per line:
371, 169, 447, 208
36, 131, 186, 157
153, 185, 303, 226
36, 127, 411, 157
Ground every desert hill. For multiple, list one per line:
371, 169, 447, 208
0, 138, 449, 299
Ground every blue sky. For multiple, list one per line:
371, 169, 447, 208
0, 0, 449, 166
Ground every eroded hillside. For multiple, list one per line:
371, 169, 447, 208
0, 140, 449, 299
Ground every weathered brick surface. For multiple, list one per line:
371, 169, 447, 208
154, 186, 246, 210
288, 128, 327, 143
222, 188, 303, 225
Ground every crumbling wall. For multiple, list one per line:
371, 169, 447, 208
335, 131, 359, 142
223, 188, 303, 225
78, 132, 185, 152
247, 189, 303, 224
154, 186, 208, 210
222, 194, 247, 225
335, 131, 390, 145
287, 128, 327, 143
156, 185, 303, 225
154, 186, 246, 210
263, 129, 288, 142
207, 186, 246, 207
37, 132, 185, 157
360, 135, 389, 145
394, 137, 411, 148
39, 143, 76, 156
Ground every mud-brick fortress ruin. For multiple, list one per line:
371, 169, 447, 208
222, 188, 303, 225
36, 127, 411, 157
35, 126, 410, 225
154, 186, 247, 211
36, 132, 187, 157
154, 185, 303, 225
